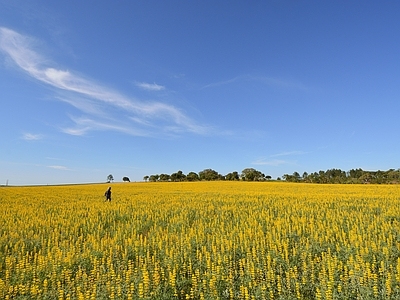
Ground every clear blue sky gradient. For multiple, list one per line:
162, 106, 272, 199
1, 1, 400, 185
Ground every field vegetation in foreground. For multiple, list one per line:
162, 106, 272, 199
1, 182, 400, 299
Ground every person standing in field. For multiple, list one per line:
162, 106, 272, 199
104, 186, 112, 201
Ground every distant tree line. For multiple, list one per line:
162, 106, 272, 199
143, 168, 272, 182
283, 168, 400, 184
143, 168, 400, 184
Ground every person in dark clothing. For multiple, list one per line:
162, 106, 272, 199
104, 186, 112, 201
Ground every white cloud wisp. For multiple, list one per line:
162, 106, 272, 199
252, 158, 288, 166
135, 81, 165, 91
0, 27, 209, 137
47, 165, 70, 171
21, 133, 43, 140
271, 151, 308, 157
252, 150, 308, 166
203, 74, 309, 91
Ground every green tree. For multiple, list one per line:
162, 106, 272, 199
292, 172, 301, 182
149, 174, 159, 182
318, 170, 328, 183
241, 168, 265, 181
143, 175, 149, 182
359, 172, 372, 184
171, 170, 186, 182
387, 169, 400, 183
199, 169, 221, 181
348, 168, 364, 180
159, 174, 171, 182
304, 172, 319, 183
225, 171, 239, 181
107, 174, 114, 183
282, 174, 295, 182
186, 172, 199, 181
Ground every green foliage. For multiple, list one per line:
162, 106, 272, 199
171, 170, 186, 182
225, 171, 240, 181
186, 172, 200, 181
144, 167, 400, 184
241, 168, 265, 181
285, 168, 400, 184
199, 169, 222, 181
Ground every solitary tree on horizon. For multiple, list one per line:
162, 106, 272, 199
107, 174, 114, 183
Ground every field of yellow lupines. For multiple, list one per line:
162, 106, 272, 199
1, 181, 400, 299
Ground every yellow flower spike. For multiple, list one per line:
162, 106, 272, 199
373, 279, 379, 298
386, 272, 392, 297
396, 257, 400, 283
295, 281, 301, 300
58, 287, 64, 300
138, 282, 144, 298
276, 274, 282, 295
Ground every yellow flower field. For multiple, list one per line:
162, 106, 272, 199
1, 182, 400, 299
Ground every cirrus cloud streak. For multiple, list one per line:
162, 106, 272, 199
21, 133, 43, 140
0, 27, 211, 137
252, 158, 288, 166
135, 81, 165, 91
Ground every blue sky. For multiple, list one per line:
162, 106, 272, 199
1, 1, 400, 185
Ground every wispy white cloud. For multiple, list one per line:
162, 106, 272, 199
271, 150, 308, 157
202, 76, 242, 89
135, 81, 165, 91
256, 76, 308, 91
47, 165, 70, 170
22, 133, 43, 140
203, 74, 308, 91
45, 157, 63, 160
252, 150, 308, 166
252, 158, 288, 166
0, 27, 210, 137
62, 116, 150, 137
